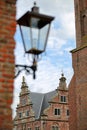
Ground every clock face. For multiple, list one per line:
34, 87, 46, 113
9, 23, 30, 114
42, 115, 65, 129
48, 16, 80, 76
21, 97, 26, 105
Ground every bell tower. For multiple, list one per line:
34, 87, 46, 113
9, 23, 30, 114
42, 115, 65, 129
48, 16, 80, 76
69, 0, 87, 130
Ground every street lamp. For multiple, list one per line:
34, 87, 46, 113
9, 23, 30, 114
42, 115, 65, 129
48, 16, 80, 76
15, 2, 54, 79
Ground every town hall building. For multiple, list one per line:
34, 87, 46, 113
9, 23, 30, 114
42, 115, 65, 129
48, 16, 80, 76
13, 74, 69, 130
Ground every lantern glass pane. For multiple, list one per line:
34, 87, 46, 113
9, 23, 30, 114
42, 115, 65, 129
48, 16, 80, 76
31, 28, 39, 50
31, 24, 49, 52
20, 26, 32, 53
20, 21, 50, 55
39, 24, 49, 51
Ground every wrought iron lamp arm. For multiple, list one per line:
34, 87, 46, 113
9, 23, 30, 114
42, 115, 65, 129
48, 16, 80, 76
15, 63, 37, 79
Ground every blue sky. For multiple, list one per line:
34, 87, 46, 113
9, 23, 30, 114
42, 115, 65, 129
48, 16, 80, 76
12, 0, 76, 118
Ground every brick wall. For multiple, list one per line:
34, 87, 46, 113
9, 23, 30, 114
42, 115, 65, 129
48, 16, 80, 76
0, 0, 16, 130
69, 47, 87, 130
69, 0, 87, 130
74, 0, 87, 48
69, 76, 77, 130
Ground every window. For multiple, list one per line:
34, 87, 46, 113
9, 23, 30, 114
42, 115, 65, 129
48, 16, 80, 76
28, 128, 31, 130
19, 112, 22, 118
22, 124, 26, 130
54, 109, 61, 116
66, 109, 69, 116
52, 126, 59, 130
26, 110, 29, 116
22, 98, 26, 105
60, 96, 66, 102
35, 126, 40, 130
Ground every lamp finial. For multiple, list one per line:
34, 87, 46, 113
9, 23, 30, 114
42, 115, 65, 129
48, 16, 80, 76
31, 1, 39, 13
61, 69, 64, 77
34, 1, 36, 6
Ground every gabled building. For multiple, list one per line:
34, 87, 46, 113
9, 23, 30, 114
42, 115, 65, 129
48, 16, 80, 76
14, 74, 69, 130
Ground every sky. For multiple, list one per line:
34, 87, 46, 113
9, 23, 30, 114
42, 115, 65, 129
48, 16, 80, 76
12, 0, 76, 118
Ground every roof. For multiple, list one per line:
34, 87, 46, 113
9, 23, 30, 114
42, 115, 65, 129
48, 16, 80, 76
30, 90, 57, 119
19, 74, 68, 119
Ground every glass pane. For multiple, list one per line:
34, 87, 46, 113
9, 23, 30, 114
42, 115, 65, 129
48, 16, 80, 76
58, 109, 60, 115
31, 24, 49, 54
61, 96, 63, 102
67, 109, 69, 116
55, 109, 57, 115
31, 28, 39, 49
20, 23, 50, 55
26, 110, 29, 116
52, 126, 55, 130
20, 25, 31, 52
64, 96, 66, 102
55, 126, 58, 130
39, 24, 49, 51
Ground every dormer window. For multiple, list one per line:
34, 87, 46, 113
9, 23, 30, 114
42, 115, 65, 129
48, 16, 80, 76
60, 96, 66, 103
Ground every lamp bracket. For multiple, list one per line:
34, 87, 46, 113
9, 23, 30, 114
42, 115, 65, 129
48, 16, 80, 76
15, 64, 37, 79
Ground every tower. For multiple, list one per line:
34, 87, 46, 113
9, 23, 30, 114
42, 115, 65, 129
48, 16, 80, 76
14, 77, 35, 130
74, 0, 87, 47
69, 0, 87, 130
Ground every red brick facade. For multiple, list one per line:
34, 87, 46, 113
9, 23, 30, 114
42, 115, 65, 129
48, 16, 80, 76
74, 0, 87, 48
0, 0, 16, 130
14, 75, 69, 130
69, 0, 87, 130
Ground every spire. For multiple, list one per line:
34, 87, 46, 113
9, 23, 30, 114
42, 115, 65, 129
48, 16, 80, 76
60, 73, 66, 82
58, 73, 68, 91
21, 76, 26, 88
20, 76, 30, 96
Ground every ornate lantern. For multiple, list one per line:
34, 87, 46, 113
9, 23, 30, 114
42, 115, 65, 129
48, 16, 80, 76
16, 2, 54, 79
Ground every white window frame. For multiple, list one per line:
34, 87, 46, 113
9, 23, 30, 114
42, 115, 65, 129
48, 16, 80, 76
54, 108, 61, 116
35, 126, 40, 130
60, 95, 66, 103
